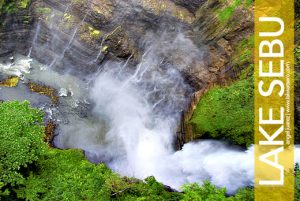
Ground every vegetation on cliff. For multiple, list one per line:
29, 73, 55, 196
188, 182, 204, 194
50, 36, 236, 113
0, 101, 46, 197
189, 77, 254, 147
0, 0, 30, 14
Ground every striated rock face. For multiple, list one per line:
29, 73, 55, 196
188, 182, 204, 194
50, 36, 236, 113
0, 0, 255, 148
192, 0, 253, 83
0, 5, 34, 56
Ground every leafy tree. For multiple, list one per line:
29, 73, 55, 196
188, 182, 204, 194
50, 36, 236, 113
181, 181, 227, 201
0, 101, 47, 196
228, 187, 254, 201
16, 149, 112, 200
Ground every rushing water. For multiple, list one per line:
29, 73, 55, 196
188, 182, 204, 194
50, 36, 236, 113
1, 53, 300, 194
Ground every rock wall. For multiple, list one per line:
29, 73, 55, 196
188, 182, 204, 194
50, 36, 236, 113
0, 0, 255, 149
0, 2, 34, 56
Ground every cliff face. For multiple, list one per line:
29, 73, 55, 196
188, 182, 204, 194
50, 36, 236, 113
0, 0, 255, 148
178, 0, 254, 147
1, 0, 249, 79
0, 2, 34, 56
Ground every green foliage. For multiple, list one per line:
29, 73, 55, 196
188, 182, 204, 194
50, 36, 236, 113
88, 25, 103, 39
0, 101, 47, 194
217, 0, 242, 22
232, 35, 254, 75
189, 77, 254, 147
181, 181, 227, 201
296, 0, 300, 19
16, 149, 112, 200
245, 0, 253, 7
295, 163, 300, 200
17, 149, 182, 201
0, 101, 183, 200
36, 7, 52, 15
181, 181, 254, 201
228, 187, 254, 201
0, 0, 30, 14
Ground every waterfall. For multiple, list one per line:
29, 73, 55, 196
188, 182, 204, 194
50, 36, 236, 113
1, 0, 299, 195
28, 21, 41, 58
52, 31, 300, 193
49, 14, 88, 68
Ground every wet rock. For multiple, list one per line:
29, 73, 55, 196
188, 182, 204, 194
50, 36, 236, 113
44, 120, 56, 146
135, 0, 195, 24
171, 0, 206, 13
26, 81, 59, 105
104, 26, 138, 59
191, 0, 253, 83
163, 185, 178, 192
0, 76, 20, 87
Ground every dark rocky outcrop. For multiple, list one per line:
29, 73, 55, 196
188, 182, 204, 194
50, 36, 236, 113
171, 0, 206, 13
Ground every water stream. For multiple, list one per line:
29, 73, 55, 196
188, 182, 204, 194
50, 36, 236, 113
0, 2, 299, 194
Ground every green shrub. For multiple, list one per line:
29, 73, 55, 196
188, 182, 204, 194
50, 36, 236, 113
0, 0, 30, 14
17, 149, 183, 201
189, 77, 254, 147
217, 0, 242, 22
16, 149, 112, 200
228, 187, 254, 201
0, 101, 47, 195
181, 181, 227, 201
232, 36, 254, 76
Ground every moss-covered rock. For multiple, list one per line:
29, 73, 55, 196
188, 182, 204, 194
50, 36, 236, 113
0, 76, 19, 87
0, 0, 30, 14
189, 76, 254, 147
26, 81, 59, 105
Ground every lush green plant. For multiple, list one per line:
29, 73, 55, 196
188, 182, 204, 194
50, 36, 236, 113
17, 149, 112, 200
217, 0, 242, 22
228, 187, 254, 201
181, 181, 254, 201
232, 35, 254, 77
0, 101, 47, 196
189, 77, 254, 147
16, 149, 184, 201
181, 181, 227, 201
296, 163, 300, 201
0, 0, 30, 14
